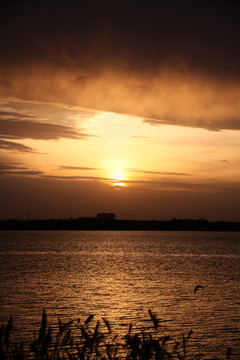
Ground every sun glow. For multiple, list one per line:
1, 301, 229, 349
113, 182, 125, 187
112, 169, 127, 187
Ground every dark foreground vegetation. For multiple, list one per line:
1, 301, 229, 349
0, 310, 233, 360
1, 217, 240, 231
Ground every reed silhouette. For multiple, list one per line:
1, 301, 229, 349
0, 309, 233, 359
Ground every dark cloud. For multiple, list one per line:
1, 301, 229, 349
0, 170, 44, 176
0, 139, 35, 152
143, 117, 240, 132
0, 99, 97, 128
0, 119, 95, 140
1, 1, 239, 78
0, 111, 38, 120
121, 179, 238, 194
59, 166, 101, 171
0, 1, 240, 131
125, 168, 190, 176
0, 162, 28, 171
42, 174, 214, 193
42, 174, 113, 181
0, 162, 43, 176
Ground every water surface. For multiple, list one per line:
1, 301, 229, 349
0, 231, 240, 357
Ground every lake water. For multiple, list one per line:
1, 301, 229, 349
0, 230, 240, 358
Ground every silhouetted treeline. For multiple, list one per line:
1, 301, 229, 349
1, 217, 240, 231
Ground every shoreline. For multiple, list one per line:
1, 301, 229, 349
1, 217, 240, 231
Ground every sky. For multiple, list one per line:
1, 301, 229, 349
1, 0, 240, 221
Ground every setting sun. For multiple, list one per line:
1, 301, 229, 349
112, 169, 127, 187
113, 182, 125, 187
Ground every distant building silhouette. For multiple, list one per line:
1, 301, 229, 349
97, 212, 115, 220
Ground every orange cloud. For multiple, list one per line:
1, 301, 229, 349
0, 118, 95, 140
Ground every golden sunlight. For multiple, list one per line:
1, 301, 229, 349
112, 168, 127, 187
113, 182, 125, 187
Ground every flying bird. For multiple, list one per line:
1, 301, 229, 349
194, 285, 204, 293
